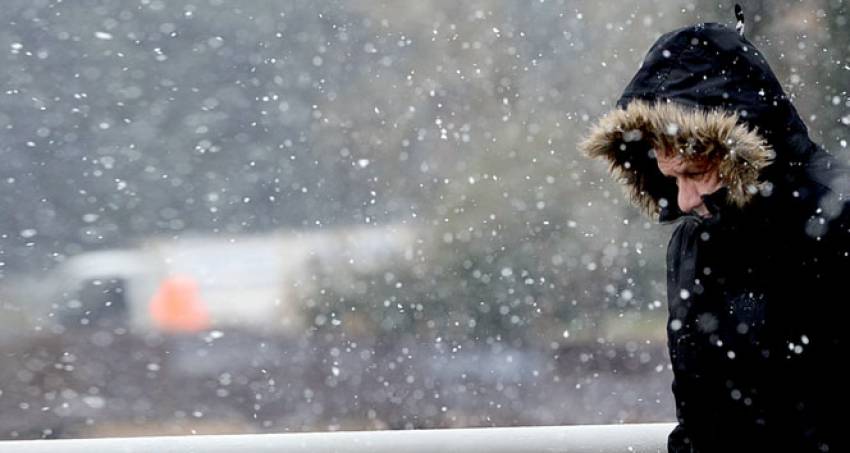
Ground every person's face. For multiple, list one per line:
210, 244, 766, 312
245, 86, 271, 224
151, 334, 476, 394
655, 148, 723, 218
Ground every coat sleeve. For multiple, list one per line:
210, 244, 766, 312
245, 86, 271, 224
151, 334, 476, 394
665, 215, 726, 453
665, 216, 701, 453
791, 186, 850, 450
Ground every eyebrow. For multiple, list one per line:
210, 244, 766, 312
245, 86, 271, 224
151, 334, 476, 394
657, 157, 712, 177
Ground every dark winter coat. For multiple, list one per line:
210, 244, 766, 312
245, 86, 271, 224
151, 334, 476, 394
579, 22, 847, 452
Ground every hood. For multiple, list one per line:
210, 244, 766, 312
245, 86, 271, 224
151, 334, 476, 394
579, 22, 820, 222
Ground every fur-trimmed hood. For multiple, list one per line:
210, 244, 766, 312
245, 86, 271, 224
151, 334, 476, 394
579, 99, 775, 221
579, 22, 820, 222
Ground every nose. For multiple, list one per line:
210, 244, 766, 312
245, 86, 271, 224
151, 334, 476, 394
677, 180, 705, 215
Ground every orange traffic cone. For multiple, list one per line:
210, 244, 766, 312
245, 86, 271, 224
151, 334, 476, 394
149, 275, 210, 333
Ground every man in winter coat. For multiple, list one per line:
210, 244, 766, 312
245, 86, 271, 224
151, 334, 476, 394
579, 18, 846, 453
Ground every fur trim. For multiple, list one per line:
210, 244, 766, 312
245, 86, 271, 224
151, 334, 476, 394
578, 99, 775, 220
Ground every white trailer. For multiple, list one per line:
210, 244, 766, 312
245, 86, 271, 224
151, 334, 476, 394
39, 224, 420, 335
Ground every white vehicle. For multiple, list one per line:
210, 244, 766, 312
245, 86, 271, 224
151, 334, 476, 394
39, 224, 421, 335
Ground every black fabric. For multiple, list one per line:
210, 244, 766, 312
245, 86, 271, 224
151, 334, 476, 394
618, 22, 823, 223
617, 22, 808, 155
617, 23, 847, 452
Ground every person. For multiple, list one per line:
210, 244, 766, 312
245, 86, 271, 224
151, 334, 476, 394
578, 9, 846, 453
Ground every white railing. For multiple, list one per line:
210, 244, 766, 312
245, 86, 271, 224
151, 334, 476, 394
0, 423, 676, 452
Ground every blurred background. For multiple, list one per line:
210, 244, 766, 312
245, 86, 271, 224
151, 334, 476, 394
0, 0, 847, 440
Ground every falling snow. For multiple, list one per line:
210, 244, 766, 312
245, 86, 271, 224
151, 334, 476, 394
0, 0, 846, 444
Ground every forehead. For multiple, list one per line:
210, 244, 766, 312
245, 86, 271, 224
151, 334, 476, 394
655, 150, 714, 174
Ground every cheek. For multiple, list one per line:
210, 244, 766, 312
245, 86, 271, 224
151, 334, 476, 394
696, 172, 723, 193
